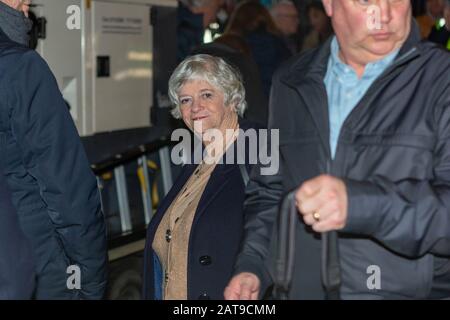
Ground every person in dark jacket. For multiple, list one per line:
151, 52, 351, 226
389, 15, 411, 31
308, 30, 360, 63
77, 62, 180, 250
225, 0, 291, 99
142, 54, 263, 300
270, 0, 301, 55
225, 0, 450, 300
177, 0, 222, 62
428, 0, 450, 49
192, 33, 269, 126
0, 0, 107, 299
0, 164, 35, 299
301, 1, 334, 52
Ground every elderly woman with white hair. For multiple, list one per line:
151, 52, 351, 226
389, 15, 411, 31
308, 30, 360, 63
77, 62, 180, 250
142, 54, 262, 300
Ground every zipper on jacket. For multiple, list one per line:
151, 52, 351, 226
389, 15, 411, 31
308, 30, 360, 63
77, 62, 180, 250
322, 47, 420, 299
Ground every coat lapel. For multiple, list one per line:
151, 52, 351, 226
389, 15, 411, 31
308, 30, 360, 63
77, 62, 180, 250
193, 118, 256, 223
193, 161, 235, 225
146, 164, 196, 240
150, 119, 255, 236
281, 38, 333, 159
278, 22, 421, 160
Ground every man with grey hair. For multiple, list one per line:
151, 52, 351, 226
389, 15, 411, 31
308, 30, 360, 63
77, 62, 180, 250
225, 0, 450, 299
0, 0, 107, 299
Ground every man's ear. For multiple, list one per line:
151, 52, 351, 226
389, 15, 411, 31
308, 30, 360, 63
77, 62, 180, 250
322, 0, 333, 17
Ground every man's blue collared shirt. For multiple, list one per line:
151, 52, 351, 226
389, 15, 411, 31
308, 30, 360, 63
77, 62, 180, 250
324, 36, 399, 158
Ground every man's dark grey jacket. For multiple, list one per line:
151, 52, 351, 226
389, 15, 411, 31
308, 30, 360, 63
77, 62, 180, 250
0, 28, 107, 299
234, 24, 450, 299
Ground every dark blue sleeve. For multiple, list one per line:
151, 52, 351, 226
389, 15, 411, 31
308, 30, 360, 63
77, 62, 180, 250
0, 167, 35, 299
7, 51, 108, 299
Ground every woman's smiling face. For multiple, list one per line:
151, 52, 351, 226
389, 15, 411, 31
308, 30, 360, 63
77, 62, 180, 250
178, 79, 233, 135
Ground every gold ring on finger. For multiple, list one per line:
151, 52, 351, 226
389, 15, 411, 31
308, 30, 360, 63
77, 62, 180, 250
313, 211, 320, 221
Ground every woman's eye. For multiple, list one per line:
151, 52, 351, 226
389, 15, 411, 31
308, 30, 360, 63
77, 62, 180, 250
180, 98, 191, 105
202, 92, 213, 99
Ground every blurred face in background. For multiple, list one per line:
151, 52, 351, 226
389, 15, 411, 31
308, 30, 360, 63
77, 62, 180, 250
273, 2, 300, 36
190, 0, 223, 28
322, 0, 411, 66
445, 2, 450, 29
1, 0, 31, 16
308, 7, 330, 35
427, 0, 445, 18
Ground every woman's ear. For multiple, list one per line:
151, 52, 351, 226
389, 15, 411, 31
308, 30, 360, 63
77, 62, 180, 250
228, 103, 238, 114
322, 0, 333, 17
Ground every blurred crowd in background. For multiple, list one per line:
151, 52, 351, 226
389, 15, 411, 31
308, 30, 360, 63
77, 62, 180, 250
175, 0, 450, 127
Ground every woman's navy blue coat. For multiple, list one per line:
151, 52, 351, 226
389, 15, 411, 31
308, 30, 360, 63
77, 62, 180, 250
143, 119, 260, 300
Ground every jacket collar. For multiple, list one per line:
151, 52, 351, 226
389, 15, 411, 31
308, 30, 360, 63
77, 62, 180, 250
188, 117, 254, 222
397, 18, 421, 57
148, 117, 256, 240
278, 18, 422, 159
0, 4, 32, 47
147, 158, 235, 243
281, 18, 421, 88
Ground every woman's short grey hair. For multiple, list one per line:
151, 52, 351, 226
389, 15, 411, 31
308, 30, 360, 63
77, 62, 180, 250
168, 54, 247, 119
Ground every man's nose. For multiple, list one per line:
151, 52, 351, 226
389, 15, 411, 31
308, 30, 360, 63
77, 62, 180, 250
378, 0, 393, 25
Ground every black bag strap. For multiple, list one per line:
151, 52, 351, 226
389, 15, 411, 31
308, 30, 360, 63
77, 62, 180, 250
322, 231, 341, 300
272, 190, 297, 300
238, 163, 250, 186
272, 189, 342, 300
322, 161, 342, 299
